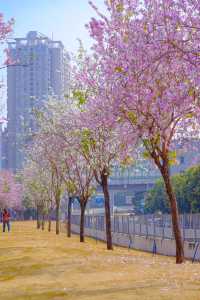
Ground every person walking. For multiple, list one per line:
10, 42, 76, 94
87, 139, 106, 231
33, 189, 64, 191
2, 209, 10, 232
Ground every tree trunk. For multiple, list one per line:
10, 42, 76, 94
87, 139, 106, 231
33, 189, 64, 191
161, 165, 184, 264
36, 206, 40, 229
101, 172, 113, 250
48, 219, 51, 232
80, 201, 86, 242
41, 214, 45, 230
56, 204, 60, 235
48, 211, 52, 232
67, 197, 72, 237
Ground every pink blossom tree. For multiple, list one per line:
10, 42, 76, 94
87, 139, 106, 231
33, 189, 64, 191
29, 131, 64, 234
64, 149, 96, 243
23, 160, 55, 231
0, 13, 14, 117
0, 13, 14, 65
0, 13, 13, 41
83, 0, 200, 263
36, 100, 97, 242
76, 104, 132, 250
0, 170, 22, 210
73, 49, 134, 250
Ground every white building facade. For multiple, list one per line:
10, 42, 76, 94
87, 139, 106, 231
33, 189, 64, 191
6, 31, 70, 172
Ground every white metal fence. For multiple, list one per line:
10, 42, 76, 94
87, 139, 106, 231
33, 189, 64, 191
71, 213, 200, 242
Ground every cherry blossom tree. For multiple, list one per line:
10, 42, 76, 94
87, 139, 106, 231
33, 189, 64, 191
23, 169, 45, 229
0, 14, 14, 119
0, 13, 14, 66
29, 131, 64, 234
23, 160, 55, 231
0, 170, 22, 210
73, 50, 134, 250
82, 0, 200, 263
77, 106, 132, 249
64, 150, 95, 242
0, 14, 13, 41
25, 102, 64, 233
65, 181, 78, 238
37, 100, 97, 242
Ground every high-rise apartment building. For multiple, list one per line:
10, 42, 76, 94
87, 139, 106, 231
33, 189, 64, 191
6, 31, 70, 172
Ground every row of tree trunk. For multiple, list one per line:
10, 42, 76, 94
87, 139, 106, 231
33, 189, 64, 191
67, 168, 184, 263
37, 163, 184, 264
36, 206, 53, 233
66, 172, 112, 248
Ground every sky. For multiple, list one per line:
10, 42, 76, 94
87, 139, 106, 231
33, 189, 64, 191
0, 0, 106, 117
1, 0, 106, 53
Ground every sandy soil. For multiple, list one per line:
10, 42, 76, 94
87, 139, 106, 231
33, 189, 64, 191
0, 221, 200, 300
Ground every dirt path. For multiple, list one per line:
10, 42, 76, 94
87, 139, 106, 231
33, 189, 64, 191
0, 221, 200, 300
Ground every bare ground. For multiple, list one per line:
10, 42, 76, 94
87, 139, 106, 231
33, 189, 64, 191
0, 221, 200, 300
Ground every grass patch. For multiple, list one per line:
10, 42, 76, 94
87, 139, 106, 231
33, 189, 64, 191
0, 262, 52, 281
0, 221, 200, 300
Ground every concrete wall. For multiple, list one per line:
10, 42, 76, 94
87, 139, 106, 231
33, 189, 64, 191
70, 223, 200, 261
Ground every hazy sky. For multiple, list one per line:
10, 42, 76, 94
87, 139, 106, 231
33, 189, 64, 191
0, 1, 106, 116
1, 0, 106, 53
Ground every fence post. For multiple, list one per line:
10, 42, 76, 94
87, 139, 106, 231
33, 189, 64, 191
146, 215, 148, 238
162, 214, 165, 239
153, 214, 156, 239
192, 242, 200, 263
127, 215, 130, 235
152, 239, 157, 255
117, 216, 120, 233
95, 216, 98, 243
122, 215, 124, 233
194, 221, 197, 243
170, 215, 173, 239
133, 217, 135, 235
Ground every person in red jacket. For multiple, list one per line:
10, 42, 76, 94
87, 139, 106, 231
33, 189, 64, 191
2, 209, 10, 232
